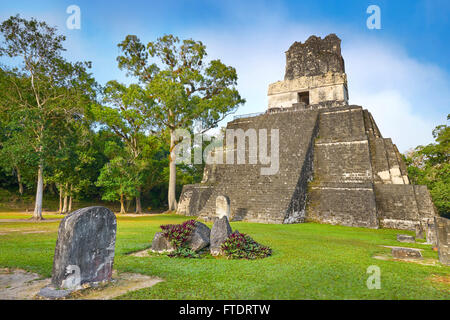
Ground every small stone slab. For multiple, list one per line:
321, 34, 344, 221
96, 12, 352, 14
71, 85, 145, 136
52, 206, 116, 290
425, 220, 437, 245
38, 285, 74, 299
391, 247, 423, 259
210, 216, 233, 256
216, 195, 230, 219
397, 234, 415, 243
435, 216, 450, 266
415, 223, 424, 239
151, 232, 175, 253
186, 222, 211, 252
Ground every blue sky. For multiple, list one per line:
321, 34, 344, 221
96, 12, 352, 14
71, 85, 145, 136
1, 0, 449, 151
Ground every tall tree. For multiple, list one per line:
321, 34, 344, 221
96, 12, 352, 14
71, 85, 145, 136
0, 15, 97, 220
93, 81, 154, 213
96, 141, 139, 213
0, 67, 37, 196
117, 34, 244, 210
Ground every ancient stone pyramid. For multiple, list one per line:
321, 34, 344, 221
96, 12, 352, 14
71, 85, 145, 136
177, 34, 436, 230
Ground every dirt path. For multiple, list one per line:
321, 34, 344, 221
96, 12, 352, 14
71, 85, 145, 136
0, 268, 162, 300
0, 212, 161, 223
0, 269, 50, 300
0, 219, 61, 223
77, 273, 163, 299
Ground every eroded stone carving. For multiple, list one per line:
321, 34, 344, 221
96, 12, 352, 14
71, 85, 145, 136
216, 195, 230, 219
435, 217, 450, 266
39, 206, 117, 298
210, 216, 233, 256
51, 206, 116, 289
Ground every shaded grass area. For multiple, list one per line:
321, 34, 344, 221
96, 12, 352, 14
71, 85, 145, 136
0, 213, 449, 299
0, 212, 64, 220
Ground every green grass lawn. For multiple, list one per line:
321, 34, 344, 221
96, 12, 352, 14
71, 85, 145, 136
0, 213, 449, 299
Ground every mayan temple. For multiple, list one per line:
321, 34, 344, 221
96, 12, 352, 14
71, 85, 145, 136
177, 34, 437, 230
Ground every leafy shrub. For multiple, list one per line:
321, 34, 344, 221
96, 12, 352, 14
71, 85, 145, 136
168, 247, 200, 259
221, 231, 272, 260
160, 219, 196, 249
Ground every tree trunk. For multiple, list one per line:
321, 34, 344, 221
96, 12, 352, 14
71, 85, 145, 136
16, 167, 24, 196
58, 184, 63, 214
120, 193, 126, 214
135, 187, 142, 214
62, 182, 68, 213
32, 163, 44, 221
68, 184, 73, 212
168, 129, 178, 211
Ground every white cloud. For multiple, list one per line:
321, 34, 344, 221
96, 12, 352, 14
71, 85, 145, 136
344, 38, 449, 151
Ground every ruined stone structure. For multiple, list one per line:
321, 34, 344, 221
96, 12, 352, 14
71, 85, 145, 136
435, 217, 450, 266
177, 34, 437, 230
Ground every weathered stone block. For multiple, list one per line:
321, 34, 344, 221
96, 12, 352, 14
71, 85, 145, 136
415, 223, 424, 239
397, 234, 415, 243
186, 222, 211, 252
151, 232, 175, 253
425, 220, 438, 245
391, 247, 422, 259
216, 195, 230, 219
284, 34, 345, 80
51, 206, 116, 289
434, 217, 450, 266
210, 216, 233, 256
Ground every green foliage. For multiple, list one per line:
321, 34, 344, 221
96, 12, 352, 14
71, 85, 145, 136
95, 153, 138, 202
92, 80, 163, 211
405, 115, 449, 217
117, 34, 245, 209
0, 15, 98, 217
160, 219, 196, 249
221, 230, 272, 260
117, 33, 244, 130
167, 247, 200, 259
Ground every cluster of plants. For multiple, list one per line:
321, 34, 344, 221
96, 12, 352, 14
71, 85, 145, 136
160, 219, 199, 258
160, 219, 196, 247
221, 231, 272, 260
167, 247, 200, 259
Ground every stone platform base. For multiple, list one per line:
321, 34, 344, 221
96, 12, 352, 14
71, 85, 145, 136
38, 285, 74, 299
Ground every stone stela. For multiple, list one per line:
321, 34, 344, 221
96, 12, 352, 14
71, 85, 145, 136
216, 195, 230, 219
435, 217, 450, 266
39, 206, 117, 298
176, 34, 437, 231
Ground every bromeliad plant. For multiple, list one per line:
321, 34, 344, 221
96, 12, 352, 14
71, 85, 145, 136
221, 231, 272, 260
168, 247, 200, 259
160, 219, 196, 248
160, 219, 198, 258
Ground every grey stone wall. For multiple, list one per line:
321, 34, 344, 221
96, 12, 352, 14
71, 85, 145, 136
177, 104, 436, 229
306, 106, 379, 228
308, 183, 379, 228
284, 34, 345, 80
374, 185, 436, 230
177, 185, 213, 216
